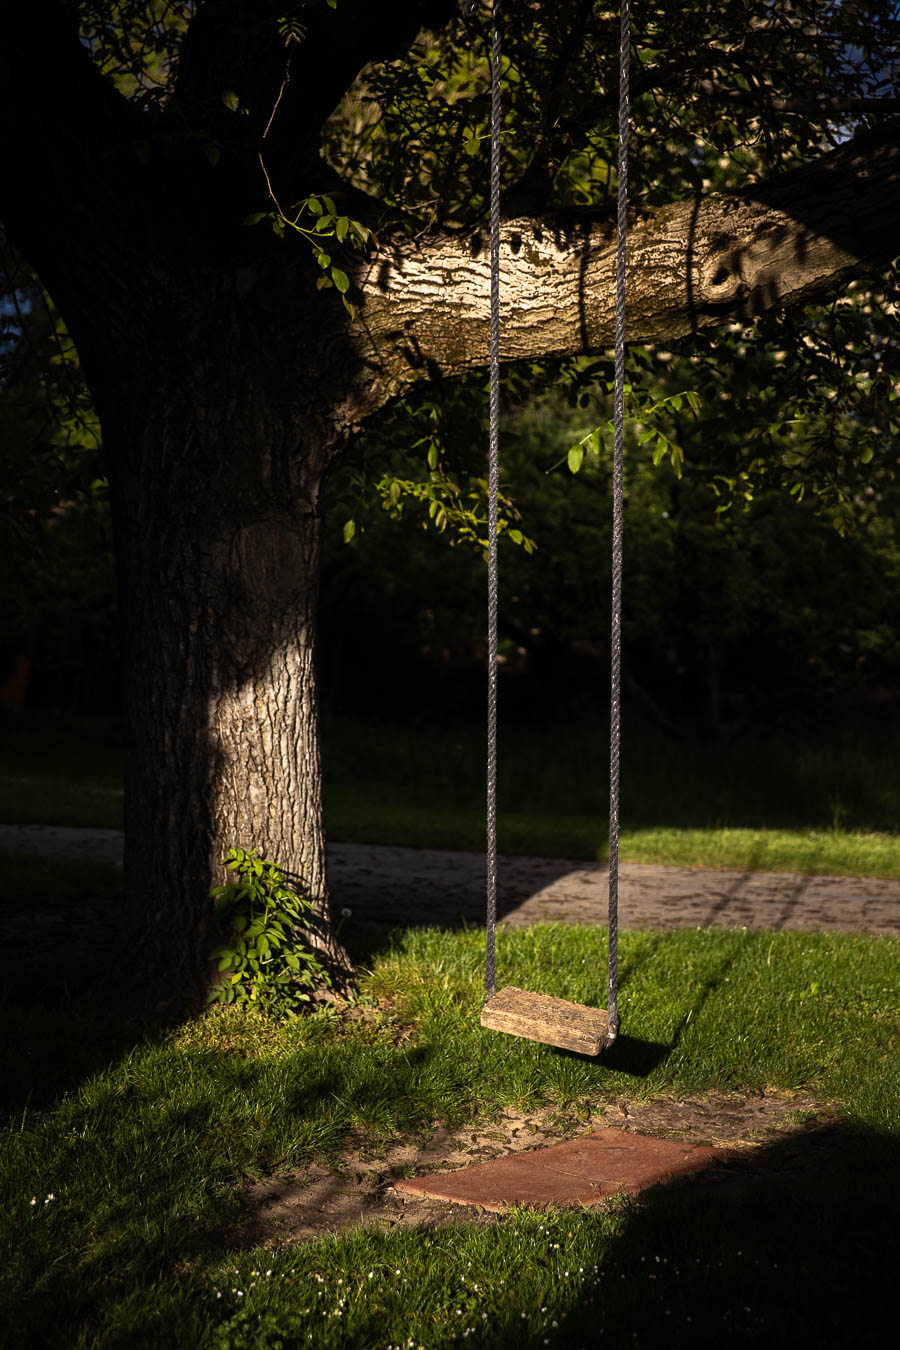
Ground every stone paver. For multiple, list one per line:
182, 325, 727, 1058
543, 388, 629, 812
1, 825, 898, 936
327, 841, 900, 936
394, 1127, 729, 1212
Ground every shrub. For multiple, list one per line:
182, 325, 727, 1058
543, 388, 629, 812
208, 847, 331, 1017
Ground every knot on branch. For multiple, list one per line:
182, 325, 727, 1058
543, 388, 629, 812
700, 218, 795, 315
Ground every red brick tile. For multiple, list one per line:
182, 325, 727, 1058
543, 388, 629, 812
395, 1128, 728, 1213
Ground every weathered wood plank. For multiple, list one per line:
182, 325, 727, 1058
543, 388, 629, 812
480, 985, 610, 1055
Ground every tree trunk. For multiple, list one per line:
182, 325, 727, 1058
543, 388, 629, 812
98, 303, 354, 1017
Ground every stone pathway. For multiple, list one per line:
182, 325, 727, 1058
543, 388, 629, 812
329, 841, 900, 936
2, 824, 898, 936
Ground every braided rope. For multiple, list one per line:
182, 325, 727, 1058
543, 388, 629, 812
607, 0, 631, 1044
485, 1, 631, 1037
485, 0, 502, 1000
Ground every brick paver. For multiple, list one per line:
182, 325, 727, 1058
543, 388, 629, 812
395, 1127, 729, 1212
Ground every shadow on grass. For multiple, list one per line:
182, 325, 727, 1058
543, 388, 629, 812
71, 1118, 894, 1350
237, 1119, 893, 1349
0, 853, 165, 1116
551, 1118, 897, 1346
2, 995, 896, 1349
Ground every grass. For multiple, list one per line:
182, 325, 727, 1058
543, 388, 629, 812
1, 916, 898, 1348
1, 711, 898, 1344
3, 709, 900, 878
0, 714, 124, 829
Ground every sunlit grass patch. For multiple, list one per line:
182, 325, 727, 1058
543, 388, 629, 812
1, 921, 897, 1348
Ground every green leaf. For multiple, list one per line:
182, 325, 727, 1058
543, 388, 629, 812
859, 445, 874, 464
427, 444, 439, 471
331, 267, 350, 294
343, 519, 356, 543
322, 196, 337, 216
464, 137, 481, 155
221, 90, 240, 111
307, 197, 323, 215
508, 528, 523, 545
567, 445, 584, 474
316, 251, 331, 269
336, 216, 349, 243
242, 212, 266, 227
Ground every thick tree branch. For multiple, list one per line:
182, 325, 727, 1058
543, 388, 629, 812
353, 124, 900, 395
1, 3, 142, 223
172, 0, 459, 203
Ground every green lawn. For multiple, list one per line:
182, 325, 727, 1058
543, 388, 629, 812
1, 713, 898, 1345
1, 909, 898, 1348
3, 710, 900, 878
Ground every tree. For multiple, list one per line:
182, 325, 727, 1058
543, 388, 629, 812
2, 0, 898, 1013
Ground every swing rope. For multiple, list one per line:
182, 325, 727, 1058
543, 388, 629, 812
607, 0, 631, 1042
485, 0, 631, 1046
485, 0, 503, 1002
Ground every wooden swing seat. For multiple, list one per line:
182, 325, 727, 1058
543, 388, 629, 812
480, 985, 611, 1056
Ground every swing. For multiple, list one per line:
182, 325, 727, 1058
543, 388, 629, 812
479, 0, 631, 1055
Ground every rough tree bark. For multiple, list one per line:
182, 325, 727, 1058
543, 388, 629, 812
101, 277, 358, 1005
2, 4, 898, 1016
354, 126, 900, 389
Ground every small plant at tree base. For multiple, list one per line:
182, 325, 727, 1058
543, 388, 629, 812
208, 847, 331, 1017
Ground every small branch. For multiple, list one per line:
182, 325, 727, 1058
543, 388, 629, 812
686, 79, 900, 116
257, 45, 295, 217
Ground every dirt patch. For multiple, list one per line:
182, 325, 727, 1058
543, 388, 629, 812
234, 1088, 836, 1248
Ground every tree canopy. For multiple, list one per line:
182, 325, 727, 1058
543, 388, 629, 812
2, 0, 899, 1012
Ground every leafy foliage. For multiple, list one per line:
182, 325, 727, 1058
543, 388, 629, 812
0, 246, 113, 677
556, 382, 703, 479
209, 848, 331, 1017
318, 0, 900, 527
339, 379, 536, 555
4, 0, 900, 715
321, 355, 900, 736
245, 191, 372, 315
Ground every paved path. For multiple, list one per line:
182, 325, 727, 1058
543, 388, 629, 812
2, 824, 898, 936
